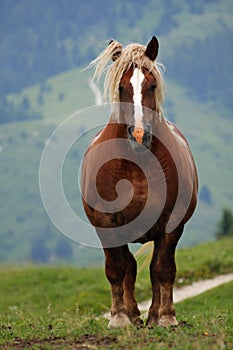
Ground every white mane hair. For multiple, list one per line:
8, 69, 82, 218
89, 40, 165, 114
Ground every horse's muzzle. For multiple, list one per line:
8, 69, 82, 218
127, 125, 152, 152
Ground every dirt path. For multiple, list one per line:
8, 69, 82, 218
138, 273, 233, 313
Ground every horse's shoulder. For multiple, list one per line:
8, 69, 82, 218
165, 119, 189, 148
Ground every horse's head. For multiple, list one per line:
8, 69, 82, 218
90, 36, 164, 152
112, 37, 163, 151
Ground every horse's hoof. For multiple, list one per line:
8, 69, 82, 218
131, 317, 144, 328
146, 316, 159, 328
158, 315, 178, 327
108, 312, 131, 329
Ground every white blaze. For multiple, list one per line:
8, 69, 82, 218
130, 68, 145, 128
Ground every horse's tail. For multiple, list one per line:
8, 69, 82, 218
134, 241, 154, 272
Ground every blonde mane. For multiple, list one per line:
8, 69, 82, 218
89, 40, 165, 114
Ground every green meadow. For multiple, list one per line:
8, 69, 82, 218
0, 237, 233, 349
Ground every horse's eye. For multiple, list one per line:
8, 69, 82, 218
150, 84, 156, 92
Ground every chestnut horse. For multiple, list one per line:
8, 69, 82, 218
81, 36, 198, 328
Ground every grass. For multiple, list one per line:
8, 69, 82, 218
175, 236, 233, 283
0, 237, 233, 348
0, 237, 232, 316
0, 266, 108, 316
0, 281, 232, 349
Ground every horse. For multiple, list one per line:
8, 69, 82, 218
81, 36, 198, 328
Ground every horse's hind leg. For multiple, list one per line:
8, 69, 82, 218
104, 246, 132, 328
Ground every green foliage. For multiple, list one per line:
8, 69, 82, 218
30, 236, 50, 263
166, 29, 233, 114
215, 208, 233, 239
199, 185, 213, 205
54, 238, 73, 261
0, 0, 152, 94
0, 0, 232, 115
0, 95, 42, 123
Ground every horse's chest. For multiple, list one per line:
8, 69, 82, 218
131, 176, 148, 201
131, 172, 166, 213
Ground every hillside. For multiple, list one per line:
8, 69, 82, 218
1, 66, 232, 263
0, 0, 232, 264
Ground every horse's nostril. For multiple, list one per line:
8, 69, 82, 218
146, 125, 151, 133
128, 126, 134, 135
128, 126, 135, 140
143, 132, 150, 146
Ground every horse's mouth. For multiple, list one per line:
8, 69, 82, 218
130, 141, 151, 153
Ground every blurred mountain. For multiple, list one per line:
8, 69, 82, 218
0, 0, 232, 112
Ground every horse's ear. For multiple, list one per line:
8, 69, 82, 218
145, 36, 159, 61
109, 39, 122, 61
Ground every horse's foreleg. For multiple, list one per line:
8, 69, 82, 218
123, 249, 142, 326
147, 225, 183, 327
157, 226, 183, 327
147, 242, 161, 326
156, 236, 178, 327
104, 246, 131, 328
